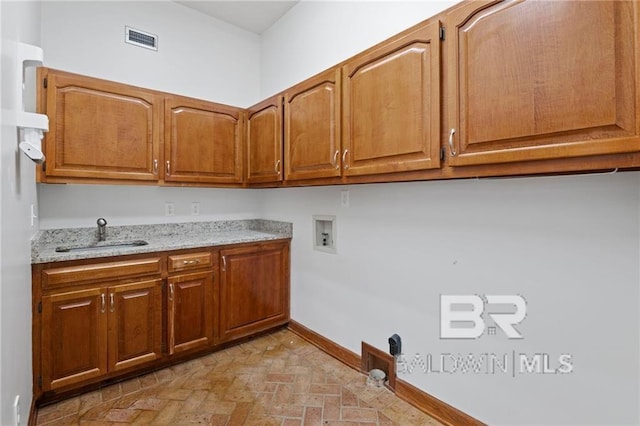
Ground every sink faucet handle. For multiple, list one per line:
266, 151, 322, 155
97, 218, 108, 242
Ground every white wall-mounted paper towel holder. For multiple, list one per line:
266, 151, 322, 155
17, 42, 48, 164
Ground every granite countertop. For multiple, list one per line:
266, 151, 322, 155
32, 219, 292, 264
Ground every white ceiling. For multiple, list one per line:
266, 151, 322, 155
176, 1, 299, 34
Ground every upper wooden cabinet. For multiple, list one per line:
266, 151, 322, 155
284, 68, 342, 180
446, 0, 640, 166
341, 21, 442, 176
37, 0, 640, 187
246, 96, 284, 183
40, 69, 162, 181
165, 96, 244, 184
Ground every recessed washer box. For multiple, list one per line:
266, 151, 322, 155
313, 215, 336, 254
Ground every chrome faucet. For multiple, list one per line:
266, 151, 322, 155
97, 217, 107, 242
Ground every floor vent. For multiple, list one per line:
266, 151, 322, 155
361, 341, 396, 390
125, 26, 158, 51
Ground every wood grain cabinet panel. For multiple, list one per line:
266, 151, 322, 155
168, 252, 213, 273
165, 96, 244, 184
342, 21, 442, 176
108, 280, 163, 372
167, 271, 214, 354
246, 96, 283, 183
219, 242, 290, 342
446, 0, 640, 165
284, 68, 342, 180
42, 257, 162, 290
39, 274, 162, 392
41, 288, 107, 392
41, 69, 162, 181
34, 241, 290, 401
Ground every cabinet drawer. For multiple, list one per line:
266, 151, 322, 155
42, 257, 162, 290
168, 252, 213, 273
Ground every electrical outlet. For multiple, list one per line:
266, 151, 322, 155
164, 202, 175, 216
30, 204, 37, 227
191, 202, 200, 216
341, 190, 350, 208
14, 395, 20, 426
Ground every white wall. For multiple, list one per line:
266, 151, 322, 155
1, 1, 42, 423
260, 1, 458, 97
38, 1, 265, 229
38, 184, 263, 228
41, 1, 261, 107
261, 2, 640, 425
260, 175, 639, 425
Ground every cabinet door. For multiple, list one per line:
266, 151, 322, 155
41, 288, 107, 391
342, 22, 441, 176
285, 68, 342, 180
219, 242, 290, 342
165, 96, 244, 184
42, 69, 162, 181
446, 0, 640, 166
167, 272, 214, 354
247, 96, 283, 183
108, 279, 162, 372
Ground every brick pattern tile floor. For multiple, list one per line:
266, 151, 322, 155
35, 329, 443, 425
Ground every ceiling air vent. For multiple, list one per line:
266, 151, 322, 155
125, 26, 158, 51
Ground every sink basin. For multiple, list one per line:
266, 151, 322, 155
55, 240, 149, 253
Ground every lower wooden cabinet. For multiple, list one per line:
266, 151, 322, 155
167, 271, 214, 354
108, 280, 163, 372
41, 287, 107, 391
40, 279, 162, 392
33, 240, 290, 401
219, 241, 290, 342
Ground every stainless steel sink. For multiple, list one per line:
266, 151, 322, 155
55, 240, 148, 253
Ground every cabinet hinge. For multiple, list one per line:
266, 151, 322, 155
440, 146, 445, 161
37, 301, 42, 314
43, 78, 48, 89
38, 376, 42, 388
439, 26, 445, 41
42, 160, 46, 172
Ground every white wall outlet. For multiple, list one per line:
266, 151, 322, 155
13, 395, 20, 426
30, 204, 37, 227
191, 202, 200, 216
164, 202, 175, 216
341, 190, 350, 208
